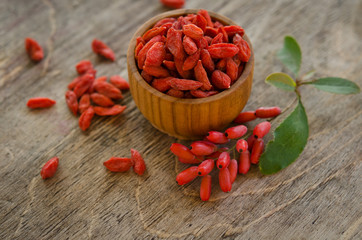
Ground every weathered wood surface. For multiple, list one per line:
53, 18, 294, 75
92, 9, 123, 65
0, 0, 361, 239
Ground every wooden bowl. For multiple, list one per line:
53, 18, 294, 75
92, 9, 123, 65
127, 9, 254, 140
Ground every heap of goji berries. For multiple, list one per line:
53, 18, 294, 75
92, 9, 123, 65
135, 9, 250, 98
171, 106, 281, 201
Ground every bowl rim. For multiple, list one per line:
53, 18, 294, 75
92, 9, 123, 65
127, 9, 254, 105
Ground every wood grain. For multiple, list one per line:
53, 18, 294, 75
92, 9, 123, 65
0, 0, 361, 239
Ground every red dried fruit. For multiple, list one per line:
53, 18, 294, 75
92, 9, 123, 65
170, 143, 195, 161
65, 91, 78, 115
138, 35, 164, 69
40, 157, 59, 179
182, 36, 198, 55
74, 74, 95, 98
136, 37, 146, 45
183, 24, 204, 40
90, 93, 115, 107
166, 28, 184, 59
236, 139, 248, 153
253, 121, 271, 139
217, 152, 231, 169
200, 175, 211, 201
194, 60, 212, 90
190, 90, 218, 98
89, 76, 107, 93
219, 168, 232, 192
94, 81, 123, 99
238, 150, 250, 174
167, 89, 184, 98
224, 25, 245, 37
228, 159, 238, 183
25, 38, 44, 61
214, 21, 224, 28
207, 43, 239, 58
225, 125, 247, 139
79, 106, 94, 131
255, 107, 281, 118
93, 105, 126, 116
195, 37, 209, 49
68, 77, 81, 90
110, 75, 130, 90
154, 18, 177, 28
194, 14, 207, 32
226, 58, 239, 82
143, 65, 170, 78
216, 58, 227, 71
131, 149, 146, 175
182, 49, 200, 71
206, 131, 229, 144
92, 39, 115, 61
78, 94, 90, 114
141, 70, 153, 83
218, 27, 228, 42
143, 26, 167, 42
250, 138, 264, 164
233, 34, 251, 62
135, 42, 144, 58
190, 141, 217, 156
160, 0, 185, 9
211, 70, 231, 89
200, 49, 215, 72
204, 27, 219, 38
103, 157, 133, 172
174, 57, 192, 79
27, 97, 56, 109
152, 77, 172, 92
167, 78, 203, 91
145, 42, 166, 67
234, 111, 257, 123
211, 33, 224, 45
162, 60, 176, 71
197, 159, 214, 176
176, 166, 199, 185
75, 60, 93, 75
198, 9, 213, 27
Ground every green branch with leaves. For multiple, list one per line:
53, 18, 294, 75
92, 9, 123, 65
259, 36, 360, 175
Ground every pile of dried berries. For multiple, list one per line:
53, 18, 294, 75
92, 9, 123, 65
171, 107, 280, 201
66, 58, 129, 131
135, 9, 250, 98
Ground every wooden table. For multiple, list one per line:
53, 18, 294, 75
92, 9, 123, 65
1, 0, 361, 239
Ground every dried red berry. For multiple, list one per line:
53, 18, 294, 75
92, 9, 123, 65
94, 81, 123, 100
74, 74, 95, 98
131, 149, 146, 175
79, 106, 94, 131
65, 91, 78, 115
75, 60, 93, 75
183, 36, 198, 55
145, 42, 166, 67
207, 43, 239, 58
167, 89, 184, 98
92, 39, 115, 61
200, 175, 212, 201
103, 157, 133, 172
194, 60, 212, 90
90, 93, 115, 107
78, 94, 90, 114
27, 97, 56, 109
167, 78, 203, 91
110, 76, 130, 90
183, 24, 204, 40
152, 77, 172, 92
176, 166, 198, 185
25, 38, 44, 61
93, 105, 126, 116
211, 70, 231, 89
40, 157, 59, 179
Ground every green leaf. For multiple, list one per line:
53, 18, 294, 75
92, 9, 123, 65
277, 36, 302, 77
265, 72, 296, 91
259, 99, 309, 175
308, 77, 360, 94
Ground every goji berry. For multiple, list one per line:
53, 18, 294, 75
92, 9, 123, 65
103, 157, 133, 172
131, 149, 146, 175
250, 138, 264, 164
78, 94, 90, 114
135, 42, 144, 59
228, 159, 238, 183
225, 125, 247, 139
79, 106, 94, 131
145, 42, 166, 67
226, 58, 239, 82
162, 60, 177, 71
90, 93, 115, 107
217, 152, 230, 169
233, 34, 251, 62
218, 26, 228, 43
167, 78, 203, 91
211, 33, 224, 45
142, 26, 167, 42
92, 39, 115, 61
25, 38, 43, 61
65, 91, 78, 115
174, 57, 192, 79
224, 25, 245, 37
166, 28, 185, 59
93, 105, 126, 116
110, 75, 130, 90
199, 49, 214, 73
143, 65, 170, 78
89, 76, 107, 93
238, 150, 250, 174
138, 35, 164, 69
160, 0, 185, 9
74, 74, 95, 98
182, 49, 200, 71
194, 14, 207, 32
170, 143, 195, 162
234, 111, 257, 123
200, 175, 211, 201
40, 157, 59, 179
207, 43, 239, 58
154, 18, 177, 28
190, 90, 218, 98
219, 168, 232, 192
194, 60, 212, 90
236, 139, 248, 153
213, 21, 224, 28
204, 36, 213, 45
198, 9, 213, 27
167, 89, 184, 98
253, 121, 271, 139
255, 107, 281, 118
206, 131, 229, 144
197, 159, 214, 176
27, 97, 56, 109
183, 24, 204, 40
204, 27, 219, 38
94, 81, 123, 99
151, 77, 172, 92
211, 70, 231, 89
190, 141, 217, 156
141, 70, 153, 83
68, 76, 81, 90
216, 58, 227, 71
176, 166, 198, 185
75, 60, 93, 75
